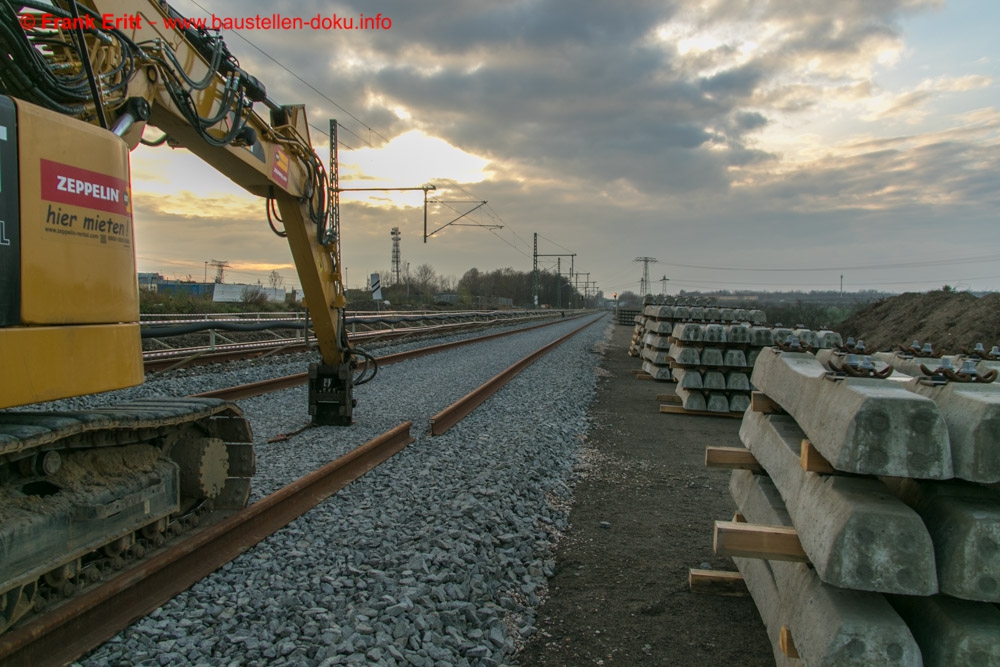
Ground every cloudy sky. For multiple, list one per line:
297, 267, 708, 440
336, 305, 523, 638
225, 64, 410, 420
130, 0, 999, 297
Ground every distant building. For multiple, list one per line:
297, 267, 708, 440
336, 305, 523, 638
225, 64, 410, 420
137, 273, 162, 292
141, 275, 286, 303
434, 292, 460, 305
212, 283, 287, 304
155, 279, 214, 298
475, 295, 513, 308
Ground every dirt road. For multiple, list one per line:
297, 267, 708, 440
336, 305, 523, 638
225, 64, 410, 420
518, 322, 773, 666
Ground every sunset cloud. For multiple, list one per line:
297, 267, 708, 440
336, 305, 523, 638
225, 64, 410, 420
128, 0, 999, 293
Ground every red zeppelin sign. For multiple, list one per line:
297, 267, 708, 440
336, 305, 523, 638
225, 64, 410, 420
40, 159, 131, 217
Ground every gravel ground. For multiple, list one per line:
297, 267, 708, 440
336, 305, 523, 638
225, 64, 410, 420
72, 313, 610, 666
517, 323, 773, 666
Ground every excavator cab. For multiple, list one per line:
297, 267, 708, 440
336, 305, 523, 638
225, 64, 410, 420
0, 96, 144, 409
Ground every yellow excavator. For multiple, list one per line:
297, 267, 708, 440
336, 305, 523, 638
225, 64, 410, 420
0, 0, 360, 632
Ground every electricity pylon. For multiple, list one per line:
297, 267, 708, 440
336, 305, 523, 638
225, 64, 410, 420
634, 257, 657, 296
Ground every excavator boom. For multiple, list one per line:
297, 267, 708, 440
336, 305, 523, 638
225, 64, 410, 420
0, 0, 356, 422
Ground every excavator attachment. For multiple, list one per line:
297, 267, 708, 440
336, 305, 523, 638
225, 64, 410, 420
308, 362, 355, 425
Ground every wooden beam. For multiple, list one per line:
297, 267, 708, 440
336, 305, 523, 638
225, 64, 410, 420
800, 439, 835, 474
688, 569, 748, 597
660, 405, 744, 419
732, 511, 746, 523
637, 373, 654, 380
750, 391, 784, 414
713, 521, 808, 562
705, 446, 764, 472
780, 625, 799, 659
657, 393, 681, 404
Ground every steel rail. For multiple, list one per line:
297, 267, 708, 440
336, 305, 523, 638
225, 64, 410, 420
194, 315, 588, 401
0, 422, 415, 667
142, 314, 561, 372
143, 339, 309, 370
428, 314, 604, 436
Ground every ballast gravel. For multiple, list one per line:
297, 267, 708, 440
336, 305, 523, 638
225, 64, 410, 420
33, 317, 557, 413
73, 313, 611, 667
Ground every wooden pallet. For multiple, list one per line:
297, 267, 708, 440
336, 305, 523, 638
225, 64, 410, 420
659, 405, 745, 419
688, 569, 748, 597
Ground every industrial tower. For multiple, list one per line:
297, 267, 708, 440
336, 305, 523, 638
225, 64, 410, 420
390, 227, 402, 285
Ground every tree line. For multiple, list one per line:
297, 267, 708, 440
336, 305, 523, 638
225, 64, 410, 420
355, 264, 591, 309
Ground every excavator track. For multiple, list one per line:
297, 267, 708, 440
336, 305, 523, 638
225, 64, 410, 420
0, 398, 255, 635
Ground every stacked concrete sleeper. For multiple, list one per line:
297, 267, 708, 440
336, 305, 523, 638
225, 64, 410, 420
638, 304, 840, 414
732, 346, 1000, 666
638, 303, 771, 410
627, 312, 647, 358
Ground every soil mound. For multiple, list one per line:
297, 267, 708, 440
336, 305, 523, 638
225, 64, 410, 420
839, 290, 1000, 354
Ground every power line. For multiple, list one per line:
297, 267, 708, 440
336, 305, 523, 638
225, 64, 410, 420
454, 184, 522, 241
453, 184, 509, 230
602, 268, 640, 285
487, 227, 532, 258
330, 133, 355, 152
611, 273, 1000, 291
168, 5, 541, 271
162, 1, 568, 280
183, 0, 389, 148
538, 233, 574, 254
660, 253, 1000, 273
307, 121, 354, 151
602, 271, 1000, 293
844, 273, 1000, 287
136, 255, 292, 279
449, 183, 537, 259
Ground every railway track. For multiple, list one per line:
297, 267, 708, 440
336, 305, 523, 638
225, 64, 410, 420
193, 314, 587, 401
0, 314, 604, 667
142, 311, 554, 373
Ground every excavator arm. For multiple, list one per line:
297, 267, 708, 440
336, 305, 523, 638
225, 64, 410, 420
0, 0, 356, 423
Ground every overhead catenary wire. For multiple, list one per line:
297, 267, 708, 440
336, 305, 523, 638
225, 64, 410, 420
537, 233, 574, 255
119, 2, 551, 280
446, 186, 571, 277
487, 227, 532, 258
182, 0, 387, 150
438, 183, 539, 262
143, 7, 541, 274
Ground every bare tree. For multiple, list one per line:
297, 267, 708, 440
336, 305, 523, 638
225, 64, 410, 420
438, 274, 456, 292
268, 270, 284, 290
241, 285, 268, 306
412, 263, 438, 295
